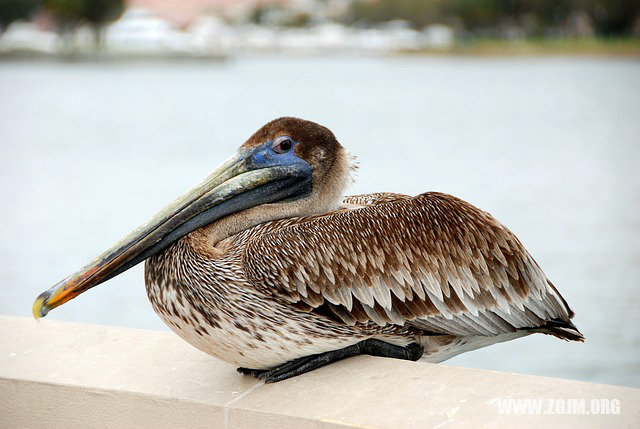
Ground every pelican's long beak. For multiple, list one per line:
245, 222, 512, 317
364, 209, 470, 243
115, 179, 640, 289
33, 147, 311, 319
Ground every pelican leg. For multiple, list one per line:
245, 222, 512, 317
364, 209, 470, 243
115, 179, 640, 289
237, 339, 424, 383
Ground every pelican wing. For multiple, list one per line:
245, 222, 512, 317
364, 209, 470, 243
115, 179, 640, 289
243, 192, 580, 338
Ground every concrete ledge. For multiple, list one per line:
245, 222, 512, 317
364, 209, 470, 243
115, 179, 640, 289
1, 315, 638, 428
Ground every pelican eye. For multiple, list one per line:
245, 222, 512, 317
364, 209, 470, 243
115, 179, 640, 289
272, 136, 293, 154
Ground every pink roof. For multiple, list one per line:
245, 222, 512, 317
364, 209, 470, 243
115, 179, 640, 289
127, 0, 284, 28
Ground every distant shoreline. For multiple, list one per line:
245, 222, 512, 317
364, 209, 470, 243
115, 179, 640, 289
1, 38, 639, 61
0, 49, 228, 63
399, 38, 640, 58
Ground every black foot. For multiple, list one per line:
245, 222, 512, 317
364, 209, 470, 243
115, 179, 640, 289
237, 339, 424, 383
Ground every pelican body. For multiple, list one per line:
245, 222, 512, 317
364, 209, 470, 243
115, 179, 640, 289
34, 117, 583, 382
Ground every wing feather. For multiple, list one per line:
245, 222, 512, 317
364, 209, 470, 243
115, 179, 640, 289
243, 192, 580, 338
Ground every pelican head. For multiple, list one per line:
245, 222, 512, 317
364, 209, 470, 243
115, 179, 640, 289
33, 117, 352, 318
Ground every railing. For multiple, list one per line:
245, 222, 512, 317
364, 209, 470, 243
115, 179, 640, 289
1, 315, 638, 428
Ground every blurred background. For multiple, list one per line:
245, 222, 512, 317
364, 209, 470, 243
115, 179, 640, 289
1, 0, 639, 389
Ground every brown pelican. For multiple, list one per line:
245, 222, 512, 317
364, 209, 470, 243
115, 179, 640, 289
33, 117, 583, 382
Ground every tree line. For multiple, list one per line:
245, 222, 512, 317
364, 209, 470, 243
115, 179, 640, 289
2, 0, 638, 42
0, 0, 124, 46
345, 0, 639, 36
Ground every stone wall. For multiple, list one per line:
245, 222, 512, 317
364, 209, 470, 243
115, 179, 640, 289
1, 316, 638, 428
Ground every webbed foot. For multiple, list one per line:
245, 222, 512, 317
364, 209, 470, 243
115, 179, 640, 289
237, 339, 423, 383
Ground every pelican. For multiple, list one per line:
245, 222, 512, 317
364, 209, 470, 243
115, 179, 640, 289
33, 117, 583, 382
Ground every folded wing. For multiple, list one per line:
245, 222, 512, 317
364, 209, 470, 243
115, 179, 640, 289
243, 192, 582, 340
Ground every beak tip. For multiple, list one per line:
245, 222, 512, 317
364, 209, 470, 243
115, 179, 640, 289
32, 292, 51, 320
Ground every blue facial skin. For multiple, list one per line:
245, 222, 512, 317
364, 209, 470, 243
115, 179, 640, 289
244, 139, 312, 178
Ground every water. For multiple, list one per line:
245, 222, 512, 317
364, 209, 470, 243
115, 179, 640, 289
1, 55, 639, 388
